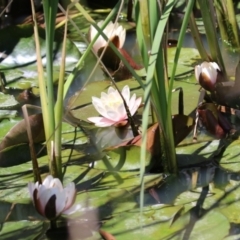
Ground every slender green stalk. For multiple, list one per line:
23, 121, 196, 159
166, 0, 195, 173
214, 0, 229, 43
137, 0, 176, 215
30, 0, 49, 138
54, 7, 69, 181
189, 12, 210, 61
139, 0, 150, 40
22, 105, 42, 183
42, 0, 59, 177
226, 0, 240, 47
148, 0, 159, 43
197, 0, 226, 77
134, 1, 148, 69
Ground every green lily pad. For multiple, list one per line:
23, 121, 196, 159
0, 221, 48, 240
168, 47, 200, 77
0, 25, 82, 89
219, 139, 240, 172
0, 92, 19, 110
0, 109, 18, 119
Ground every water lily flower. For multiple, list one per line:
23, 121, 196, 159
89, 20, 126, 53
195, 61, 220, 91
28, 175, 80, 220
88, 85, 142, 127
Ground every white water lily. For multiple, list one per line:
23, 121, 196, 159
89, 20, 126, 53
28, 175, 81, 220
195, 61, 220, 91
88, 85, 142, 127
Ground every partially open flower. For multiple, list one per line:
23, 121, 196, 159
28, 175, 80, 220
89, 20, 126, 54
195, 62, 220, 91
88, 85, 142, 127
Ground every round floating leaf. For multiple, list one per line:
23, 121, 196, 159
170, 47, 200, 77
0, 92, 19, 110
0, 25, 82, 89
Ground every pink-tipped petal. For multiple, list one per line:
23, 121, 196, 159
88, 117, 116, 127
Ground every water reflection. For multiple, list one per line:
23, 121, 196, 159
143, 163, 240, 206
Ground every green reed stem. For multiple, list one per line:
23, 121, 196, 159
189, 12, 210, 61
54, 7, 69, 181
42, 0, 58, 177
197, 0, 226, 77
226, 0, 240, 47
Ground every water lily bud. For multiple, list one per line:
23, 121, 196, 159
89, 20, 126, 54
195, 62, 220, 91
28, 175, 81, 220
88, 85, 142, 127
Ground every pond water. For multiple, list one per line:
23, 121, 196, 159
1, 8, 240, 240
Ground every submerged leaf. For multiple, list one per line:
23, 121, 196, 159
172, 114, 194, 145
0, 114, 44, 152
106, 123, 161, 157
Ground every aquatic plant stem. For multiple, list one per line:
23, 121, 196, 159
22, 105, 42, 183
42, 1, 59, 177
226, 0, 240, 47
50, 219, 57, 229
54, 6, 69, 181
197, 0, 227, 78
214, 0, 229, 44
137, 0, 176, 216
166, 0, 195, 173
189, 13, 210, 61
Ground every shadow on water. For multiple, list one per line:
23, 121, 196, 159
1, 6, 240, 240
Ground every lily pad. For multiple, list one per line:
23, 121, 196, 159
0, 92, 19, 110
168, 47, 201, 77
0, 25, 82, 89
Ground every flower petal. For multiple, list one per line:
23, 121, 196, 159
121, 85, 130, 105
92, 97, 109, 119
88, 117, 116, 127
50, 178, 63, 190
130, 97, 142, 116
210, 62, 220, 71
128, 93, 136, 111
62, 203, 81, 215
89, 21, 126, 53
42, 175, 54, 188
54, 189, 66, 216
107, 86, 116, 94
28, 182, 36, 200
63, 182, 76, 210
32, 188, 45, 217
195, 65, 201, 82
